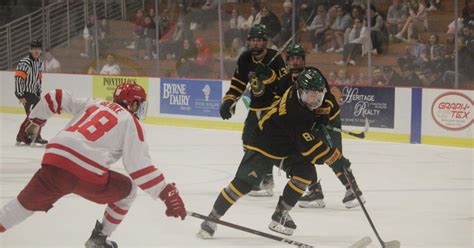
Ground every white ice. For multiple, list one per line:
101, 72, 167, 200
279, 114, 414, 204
0, 113, 472, 248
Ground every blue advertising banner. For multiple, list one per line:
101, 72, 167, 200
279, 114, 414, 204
160, 78, 222, 117
337, 86, 395, 128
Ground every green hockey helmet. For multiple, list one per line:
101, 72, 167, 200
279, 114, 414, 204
296, 68, 327, 110
286, 43, 305, 59
286, 43, 306, 73
247, 24, 267, 40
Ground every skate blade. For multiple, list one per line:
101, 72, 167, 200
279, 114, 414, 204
248, 189, 273, 197
349, 236, 372, 248
196, 229, 213, 239
345, 196, 365, 209
268, 221, 294, 236
298, 200, 325, 208
384, 240, 401, 248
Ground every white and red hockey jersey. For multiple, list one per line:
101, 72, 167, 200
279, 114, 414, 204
29, 89, 167, 199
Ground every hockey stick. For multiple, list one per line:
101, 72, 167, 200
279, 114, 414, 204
343, 169, 400, 248
188, 211, 314, 248
326, 118, 370, 139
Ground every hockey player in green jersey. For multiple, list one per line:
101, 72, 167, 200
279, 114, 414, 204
219, 24, 288, 197
197, 68, 355, 238
277, 43, 365, 209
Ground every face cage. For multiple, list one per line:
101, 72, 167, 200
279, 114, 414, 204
134, 100, 148, 121
297, 88, 327, 111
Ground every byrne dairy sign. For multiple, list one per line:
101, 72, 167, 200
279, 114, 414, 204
431, 92, 472, 131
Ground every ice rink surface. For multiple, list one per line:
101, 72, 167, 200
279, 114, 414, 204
0, 113, 472, 248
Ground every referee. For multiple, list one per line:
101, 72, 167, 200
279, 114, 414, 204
14, 40, 48, 145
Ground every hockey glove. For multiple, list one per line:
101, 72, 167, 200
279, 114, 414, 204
329, 156, 351, 173
255, 63, 273, 82
159, 183, 186, 220
219, 99, 236, 120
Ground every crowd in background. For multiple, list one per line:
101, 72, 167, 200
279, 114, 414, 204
19, 0, 472, 89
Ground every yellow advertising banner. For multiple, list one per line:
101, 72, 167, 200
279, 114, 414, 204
92, 75, 149, 102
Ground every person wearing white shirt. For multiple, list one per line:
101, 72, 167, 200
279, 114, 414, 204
44, 51, 61, 73
100, 54, 121, 76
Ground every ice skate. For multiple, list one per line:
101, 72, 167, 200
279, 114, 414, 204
299, 182, 325, 208
343, 185, 365, 209
268, 197, 296, 236
196, 219, 217, 239
248, 174, 274, 197
15, 134, 31, 146
85, 220, 118, 248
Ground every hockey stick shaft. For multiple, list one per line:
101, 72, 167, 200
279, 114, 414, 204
343, 168, 386, 247
188, 211, 314, 248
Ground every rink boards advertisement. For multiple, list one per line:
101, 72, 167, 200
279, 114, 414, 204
0, 71, 471, 148
159, 78, 222, 117
337, 85, 395, 129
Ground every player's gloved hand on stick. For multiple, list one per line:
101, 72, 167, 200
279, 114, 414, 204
330, 156, 351, 173
219, 99, 235, 120
255, 63, 273, 81
159, 183, 186, 220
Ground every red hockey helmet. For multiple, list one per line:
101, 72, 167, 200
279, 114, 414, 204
113, 83, 147, 120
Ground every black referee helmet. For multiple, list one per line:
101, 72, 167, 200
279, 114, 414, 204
30, 40, 42, 49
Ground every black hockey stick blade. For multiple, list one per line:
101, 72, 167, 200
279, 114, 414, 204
188, 211, 314, 247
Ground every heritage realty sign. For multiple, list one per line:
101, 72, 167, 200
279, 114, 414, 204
339, 86, 395, 128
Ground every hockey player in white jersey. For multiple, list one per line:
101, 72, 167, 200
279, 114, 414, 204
0, 83, 186, 248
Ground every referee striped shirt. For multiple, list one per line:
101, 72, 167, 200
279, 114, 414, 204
14, 54, 43, 98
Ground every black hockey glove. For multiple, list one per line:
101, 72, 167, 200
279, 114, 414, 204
255, 63, 273, 81
219, 99, 236, 120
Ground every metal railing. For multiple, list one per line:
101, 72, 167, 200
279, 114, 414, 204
0, 0, 142, 70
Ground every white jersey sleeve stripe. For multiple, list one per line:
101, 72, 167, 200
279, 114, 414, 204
138, 174, 165, 190
45, 148, 105, 175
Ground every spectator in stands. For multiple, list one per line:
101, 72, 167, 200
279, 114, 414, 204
44, 51, 61, 73
178, 37, 213, 78
224, 9, 245, 48
127, 9, 144, 49
351, 0, 366, 10
395, 0, 428, 42
81, 15, 99, 58
373, 66, 387, 86
224, 37, 246, 77
335, 68, 351, 84
298, 0, 318, 25
176, 39, 198, 77
335, 17, 369, 66
279, 1, 299, 47
160, 14, 186, 59
303, 4, 331, 53
382, 66, 405, 86
461, 24, 474, 41
159, 11, 172, 40
397, 35, 427, 71
260, 6, 282, 45
99, 19, 109, 40
133, 15, 156, 60
463, 0, 474, 26
423, 34, 445, 73
242, 3, 262, 31
327, 71, 337, 84
442, 38, 474, 88
425, 0, 440, 12
367, 5, 387, 54
100, 54, 121, 75
149, 8, 159, 26
386, 0, 408, 39
326, 5, 352, 53
87, 66, 97, 75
